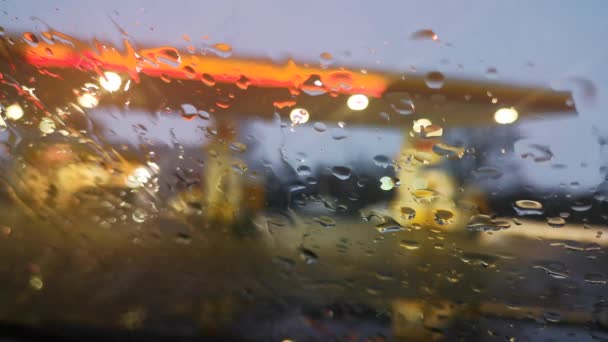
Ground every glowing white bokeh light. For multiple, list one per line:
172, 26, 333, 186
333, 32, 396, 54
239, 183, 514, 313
99, 71, 122, 92
77, 93, 99, 108
380, 176, 395, 191
39, 117, 56, 134
494, 107, 519, 124
290, 108, 310, 124
6, 103, 24, 121
126, 166, 152, 188
347, 94, 369, 111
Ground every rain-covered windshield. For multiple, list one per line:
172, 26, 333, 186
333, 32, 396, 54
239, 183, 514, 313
0, 1, 607, 341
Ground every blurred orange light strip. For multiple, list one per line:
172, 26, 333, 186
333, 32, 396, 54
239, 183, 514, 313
21, 36, 389, 97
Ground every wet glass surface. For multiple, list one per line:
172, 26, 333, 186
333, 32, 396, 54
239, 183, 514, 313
0, 1, 608, 341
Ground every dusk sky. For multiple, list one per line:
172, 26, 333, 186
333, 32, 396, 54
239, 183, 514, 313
2, 0, 607, 190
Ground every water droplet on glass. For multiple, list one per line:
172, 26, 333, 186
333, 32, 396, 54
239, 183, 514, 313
180, 103, 197, 120
302, 75, 327, 96
460, 252, 498, 268
197, 110, 211, 120
236, 75, 251, 90
547, 216, 566, 228
319, 52, 333, 60
201, 73, 216, 86
467, 214, 511, 232
434, 209, 454, 225
400, 239, 420, 250
433, 143, 464, 159
412, 118, 432, 133
296, 165, 312, 177
385, 92, 415, 115
513, 200, 544, 216
485, 67, 498, 79
299, 247, 318, 264
584, 273, 607, 285
317, 52, 331, 67
175, 232, 192, 245
313, 122, 327, 132
412, 188, 440, 202
543, 311, 561, 323
571, 201, 592, 212
410, 29, 439, 41
183, 65, 196, 78
232, 161, 248, 174
472, 166, 503, 180
514, 140, 553, 162
532, 260, 568, 279
330, 127, 348, 140
157, 48, 181, 67
424, 71, 445, 89
375, 217, 404, 233
132, 209, 147, 223
373, 155, 391, 168
419, 124, 442, 138
290, 108, 310, 125
365, 287, 381, 295
360, 209, 384, 222
23, 32, 39, 46
331, 166, 351, 180
29, 275, 44, 290
211, 43, 233, 57
400, 207, 416, 220
313, 216, 336, 227
229, 142, 248, 153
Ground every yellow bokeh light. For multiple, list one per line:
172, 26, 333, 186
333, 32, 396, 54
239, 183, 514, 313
99, 71, 122, 92
347, 94, 369, 111
494, 107, 518, 124
412, 118, 432, 133
125, 166, 152, 188
290, 108, 310, 124
77, 93, 99, 108
6, 103, 24, 121
29, 275, 44, 290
